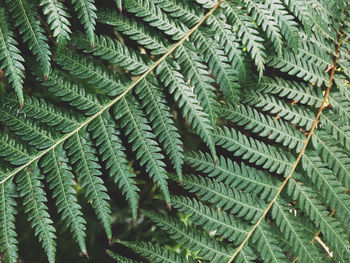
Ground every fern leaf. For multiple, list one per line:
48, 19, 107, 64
235, 245, 258, 263
214, 126, 294, 176
184, 151, 278, 201
178, 174, 266, 223
221, 103, 305, 152
97, 8, 170, 55
0, 106, 57, 150
107, 249, 139, 263
39, 0, 71, 45
0, 8, 25, 103
141, 209, 233, 262
41, 146, 87, 255
301, 153, 350, 226
154, 0, 202, 28
223, 2, 266, 77
72, 32, 151, 75
287, 178, 350, 261
135, 77, 184, 180
251, 76, 323, 108
243, 91, 316, 130
0, 133, 35, 166
252, 222, 289, 263
88, 113, 139, 220
191, 30, 241, 104
272, 199, 323, 262
329, 91, 350, 121
207, 14, 251, 85
174, 44, 219, 125
65, 131, 112, 239
6, 0, 51, 76
266, 0, 301, 49
0, 180, 18, 263
16, 164, 56, 263
1, 94, 80, 133
55, 48, 127, 96
156, 60, 217, 160
118, 240, 191, 263
314, 131, 350, 188
114, 95, 170, 204
268, 49, 329, 87
243, 0, 283, 56
124, 0, 186, 40
40, 70, 103, 116
321, 112, 350, 152
71, 0, 97, 46
170, 195, 249, 243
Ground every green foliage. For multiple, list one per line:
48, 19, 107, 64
0, 0, 349, 262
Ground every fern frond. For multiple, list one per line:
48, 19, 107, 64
251, 76, 323, 108
107, 249, 139, 263
71, 0, 97, 46
252, 222, 289, 263
88, 113, 139, 220
235, 245, 258, 263
1, 94, 80, 133
272, 199, 323, 262
39, 0, 71, 45
321, 112, 350, 152
72, 32, 151, 75
170, 195, 249, 243
0, 133, 35, 166
0, 180, 18, 263
65, 131, 112, 239
184, 151, 278, 201
178, 174, 266, 223
135, 77, 184, 180
221, 103, 305, 152
118, 240, 191, 263
16, 164, 56, 263
206, 14, 251, 85
41, 146, 87, 255
287, 178, 350, 261
243, 91, 316, 130
190, 30, 240, 104
55, 48, 127, 96
329, 91, 350, 120
214, 126, 294, 176
301, 153, 350, 226
314, 131, 350, 188
40, 70, 103, 116
156, 60, 216, 160
124, 0, 186, 40
174, 44, 219, 125
268, 49, 329, 87
223, 1, 266, 77
6, 0, 51, 76
297, 41, 333, 70
114, 95, 170, 204
97, 8, 170, 55
154, 0, 202, 28
266, 0, 301, 49
141, 209, 233, 262
243, 0, 283, 56
0, 8, 25, 103
0, 105, 57, 149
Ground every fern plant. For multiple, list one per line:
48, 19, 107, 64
0, 0, 349, 262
